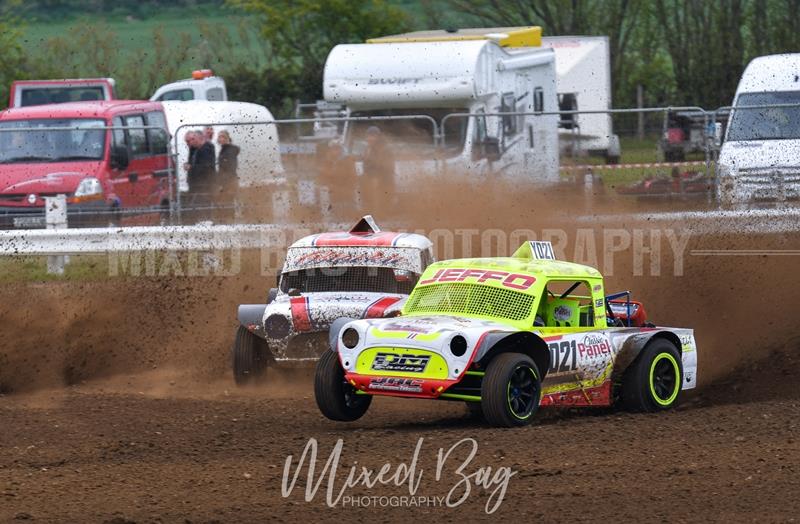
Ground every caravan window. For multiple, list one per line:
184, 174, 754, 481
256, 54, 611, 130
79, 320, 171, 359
475, 109, 487, 142
558, 93, 577, 129
348, 108, 468, 158
501, 92, 519, 136
534, 88, 545, 113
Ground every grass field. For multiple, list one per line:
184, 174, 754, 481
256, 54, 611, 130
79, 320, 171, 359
20, 1, 440, 61
21, 8, 254, 73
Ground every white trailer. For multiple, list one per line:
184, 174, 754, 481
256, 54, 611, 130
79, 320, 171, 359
162, 100, 284, 191
323, 27, 560, 185
541, 36, 620, 162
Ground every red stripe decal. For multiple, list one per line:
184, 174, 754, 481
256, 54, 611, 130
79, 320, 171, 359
313, 231, 401, 247
365, 296, 403, 318
290, 297, 312, 332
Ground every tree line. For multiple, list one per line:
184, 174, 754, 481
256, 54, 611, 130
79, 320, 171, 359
2, 0, 800, 115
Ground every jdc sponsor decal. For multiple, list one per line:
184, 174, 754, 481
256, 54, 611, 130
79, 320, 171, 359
577, 334, 611, 358
372, 353, 430, 373
369, 377, 424, 393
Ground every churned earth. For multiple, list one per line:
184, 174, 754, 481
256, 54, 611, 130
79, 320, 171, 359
1, 185, 799, 522
0, 346, 798, 523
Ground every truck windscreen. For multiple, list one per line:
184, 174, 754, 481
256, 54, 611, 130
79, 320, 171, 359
727, 91, 800, 141
0, 119, 107, 163
21, 87, 105, 106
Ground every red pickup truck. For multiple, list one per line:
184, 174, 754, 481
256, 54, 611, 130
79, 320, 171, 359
0, 100, 171, 228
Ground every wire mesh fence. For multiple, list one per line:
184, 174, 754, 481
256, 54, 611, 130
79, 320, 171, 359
2, 102, 800, 230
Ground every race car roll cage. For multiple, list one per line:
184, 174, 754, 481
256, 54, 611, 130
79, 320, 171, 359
605, 290, 637, 327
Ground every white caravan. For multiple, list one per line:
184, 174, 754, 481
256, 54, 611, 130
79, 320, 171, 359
162, 100, 284, 191
542, 36, 620, 162
717, 54, 800, 204
323, 27, 560, 184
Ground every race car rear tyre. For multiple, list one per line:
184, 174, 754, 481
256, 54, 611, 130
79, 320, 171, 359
315, 350, 372, 422
621, 339, 682, 412
481, 353, 541, 427
232, 325, 268, 385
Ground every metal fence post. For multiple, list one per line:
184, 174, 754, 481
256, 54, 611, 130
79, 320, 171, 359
45, 194, 68, 275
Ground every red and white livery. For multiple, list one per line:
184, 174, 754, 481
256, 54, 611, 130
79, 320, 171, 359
232, 216, 435, 384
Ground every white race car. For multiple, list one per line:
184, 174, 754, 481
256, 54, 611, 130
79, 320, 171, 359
233, 216, 435, 384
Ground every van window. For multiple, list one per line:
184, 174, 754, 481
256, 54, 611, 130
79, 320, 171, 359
145, 111, 168, 155
727, 91, 800, 141
125, 115, 148, 156
112, 116, 126, 149
206, 87, 224, 101
158, 89, 194, 102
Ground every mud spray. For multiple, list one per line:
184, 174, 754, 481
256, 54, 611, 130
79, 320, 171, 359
1, 162, 798, 396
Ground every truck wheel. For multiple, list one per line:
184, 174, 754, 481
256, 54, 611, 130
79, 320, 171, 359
481, 353, 541, 427
314, 350, 372, 422
232, 325, 268, 385
621, 339, 682, 412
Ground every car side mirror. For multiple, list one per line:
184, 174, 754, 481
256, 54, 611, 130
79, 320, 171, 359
287, 288, 302, 297
267, 287, 278, 304
480, 137, 501, 162
110, 145, 129, 170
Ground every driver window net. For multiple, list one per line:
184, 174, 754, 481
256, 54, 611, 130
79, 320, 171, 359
281, 267, 417, 295
404, 283, 534, 321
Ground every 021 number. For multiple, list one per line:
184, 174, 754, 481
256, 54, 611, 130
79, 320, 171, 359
548, 340, 576, 373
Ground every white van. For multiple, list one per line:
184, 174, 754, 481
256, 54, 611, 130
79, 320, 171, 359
162, 100, 284, 191
323, 27, 560, 185
150, 70, 228, 102
717, 54, 800, 204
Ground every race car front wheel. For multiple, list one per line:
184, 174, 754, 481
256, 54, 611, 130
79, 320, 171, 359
232, 325, 268, 385
621, 339, 683, 412
481, 353, 542, 427
314, 350, 372, 422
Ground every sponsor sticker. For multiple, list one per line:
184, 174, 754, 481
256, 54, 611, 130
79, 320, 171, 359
372, 352, 431, 373
419, 268, 536, 291
368, 377, 424, 393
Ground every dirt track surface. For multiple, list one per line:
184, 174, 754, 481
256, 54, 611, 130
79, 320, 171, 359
1, 349, 799, 523
2, 186, 800, 522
